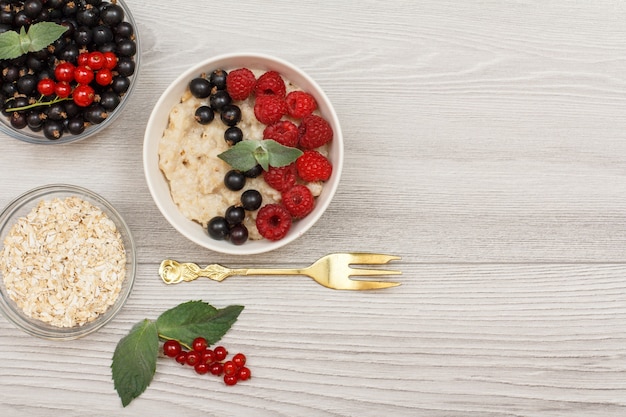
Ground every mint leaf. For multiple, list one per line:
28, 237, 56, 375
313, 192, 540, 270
0, 30, 22, 60
156, 300, 244, 347
218, 140, 259, 172
111, 319, 159, 407
27, 22, 68, 52
0, 22, 66, 60
218, 139, 303, 172
265, 139, 304, 167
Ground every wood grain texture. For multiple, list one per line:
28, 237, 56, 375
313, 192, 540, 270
1, 0, 626, 415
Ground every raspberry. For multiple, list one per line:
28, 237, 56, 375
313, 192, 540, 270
256, 204, 292, 241
263, 163, 297, 191
263, 120, 298, 147
297, 114, 333, 149
296, 150, 332, 182
226, 68, 256, 100
254, 94, 287, 125
254, 70, 286, 97
282, 184, 315, 219
285, 91, 317, 118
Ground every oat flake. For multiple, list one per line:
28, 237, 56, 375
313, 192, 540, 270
0, 197, 127, 328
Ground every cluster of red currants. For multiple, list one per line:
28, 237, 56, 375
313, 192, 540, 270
36, 50, 118, 107
163, 337, 251, 386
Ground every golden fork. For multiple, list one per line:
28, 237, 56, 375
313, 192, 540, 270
159, 253, 402, 290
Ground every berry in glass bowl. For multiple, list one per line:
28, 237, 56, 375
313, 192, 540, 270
0, 0, 140, 144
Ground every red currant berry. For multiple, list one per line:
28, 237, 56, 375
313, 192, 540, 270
163, 340, 182, 358
95, 68, 113, 86
73, 84, 95, 107
185, 350, 201, 366
209, 362, 224, 376
237, 366, 251, 381
54, 81, 72, 98
175, 352, 188, 365
214, 346, 228, 361
87, 51, 105, 70
54, 62, 75, 82
103, 51, 118, 70
194, 362, 209, 375
223, 361, 237, 376
192, 337, 208, 353
74, 66, 94, 85
37, 78, 56, 96
77, 52, 89, 67
232, 353, 246, 368
201, 349, 216, 364
224, 374, 238, 386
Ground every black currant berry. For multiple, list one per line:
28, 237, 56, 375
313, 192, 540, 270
243, 164, 263, 178
116, 57, 135, 76
42, 120, 64, 140
111, 76, 130, 94
207, 216, 230, 240
100, 3, 124, 26
229, 224, 249, 245
194, 106, 214, 124
76, 6, 99, 27
92, 25, 114, 45
224, 170, 246, 191
46, 103, 67, 121
74, 26, 93, 46
220, 104, 241, 126
23, 0, 43, 18
209, 69, 228, 90
99, 91, 120, 111
241, 189, 262, 211
16, 74, 37, 95
67, 117, 86, 135
83, 104, 108, 124
10, 111, 27, 129
116, 38, 136, 57
114, 21, 134, 38
225, 205, 246, 225
209, 90, 231, 111
189, 77, 211, 99
224, 126, 243, 145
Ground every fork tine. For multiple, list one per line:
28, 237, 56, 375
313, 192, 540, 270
349, 267, 402, 277
344, 280, 402, 290
346, 253, 402, 265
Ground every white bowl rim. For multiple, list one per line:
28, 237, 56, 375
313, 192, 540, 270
143, 52, 344, 255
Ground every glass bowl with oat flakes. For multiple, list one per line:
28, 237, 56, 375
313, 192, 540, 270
0, 184, 136, 339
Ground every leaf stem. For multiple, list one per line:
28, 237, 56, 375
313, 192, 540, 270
158, 333, 191, 350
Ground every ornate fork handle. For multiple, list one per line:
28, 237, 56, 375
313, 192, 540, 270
159, 260, 304, 284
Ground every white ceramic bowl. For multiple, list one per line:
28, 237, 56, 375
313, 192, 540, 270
0, 0, 140, 145
0, 184, 136, 339
143, 53, 343, 255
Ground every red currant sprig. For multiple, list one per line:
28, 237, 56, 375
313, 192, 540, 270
162, 337, 251, 386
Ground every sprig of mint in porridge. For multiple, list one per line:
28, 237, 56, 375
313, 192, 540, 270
218, 138, 303, 171
112, 301, 245, 407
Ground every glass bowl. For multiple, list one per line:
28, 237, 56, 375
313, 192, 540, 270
143, 52, 344, 255
0, 184, 136, 339
0, 0, 141, 145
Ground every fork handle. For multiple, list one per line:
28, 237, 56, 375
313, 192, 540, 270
159, 260, 308, 284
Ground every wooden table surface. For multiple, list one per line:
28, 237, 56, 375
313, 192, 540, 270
1, 1, 625, 416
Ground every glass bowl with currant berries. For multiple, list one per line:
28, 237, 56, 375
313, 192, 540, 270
0, 184, 137, 339
143, 53, 344, 255
0, 0, 140, 144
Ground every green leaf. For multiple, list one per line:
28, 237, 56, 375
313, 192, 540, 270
218, 139, 302, 172
265, 139, 304, 167
218, 140, 262, 172
0, 22, 66, 60
156, 300, 244, 347
27, 22, 68, 52
111, 319, 159, 408
0, 30, 22, 60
